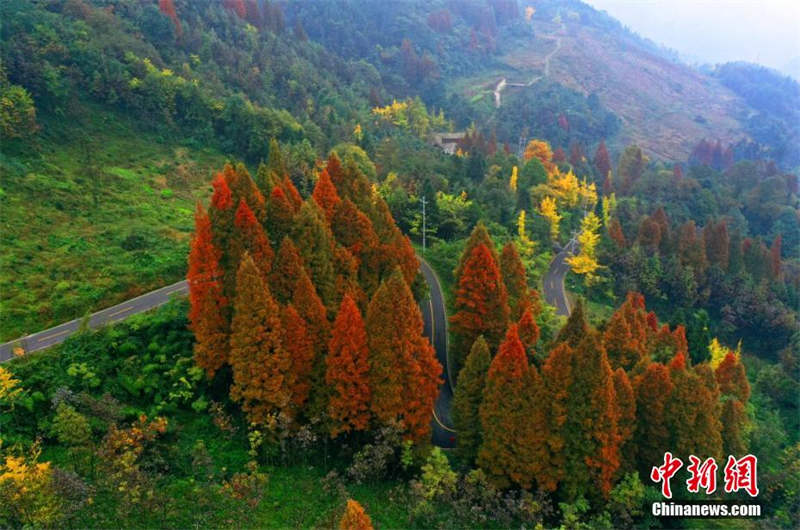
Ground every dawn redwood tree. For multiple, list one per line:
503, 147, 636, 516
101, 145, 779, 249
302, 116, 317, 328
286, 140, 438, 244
455, 222, 497, 282
594, 140, 611, 180
269, 237, 305, 304
188, 204, 228, 376
613, 368, 637, 475
291, 200, 338, 309
266, 186, 296, 243
602, 292, 649, 371
326, 152, 345, 192
312, 168, 341, 221
332, 199, 379, 259
540, 342, 574, 491
666, 354, 722, 461
281, 175, 303, 213
608, 218, 626, 248
554, 298, 589, 348
158, 0, 182, 36
499, 242, 537, 320
477, 325, 541, 489
292, 262, 331, 422
209, 172, 235, 268
450, 243, 510, 380
339, 499, 373, 530
222, 163, 266, 222
703, 219, 730, 270
229, 253, 293, 425
452, 336, 491, 464
677, 221, 708, 274
233, 199, 273, 280
716, 352, 750, 455
282, 304, 314, 412
560, 332, 621, 499
518, 307, 540, 351
326, 295, 371, 437
366, 270, 441, 441
633, 362, 673, 475
715, 352, 750, 403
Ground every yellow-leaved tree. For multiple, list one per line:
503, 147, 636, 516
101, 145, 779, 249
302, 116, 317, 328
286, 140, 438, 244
539, 196, 561, 241
547, 167, 580, 207
566, 212, 603, 284
601, 193, 617, 227
517, 210, 535, 257
509, 165, 518, 192
709, 337, 741, 369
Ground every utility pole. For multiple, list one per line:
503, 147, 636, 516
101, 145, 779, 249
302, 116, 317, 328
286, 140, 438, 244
421, 196, 427, 254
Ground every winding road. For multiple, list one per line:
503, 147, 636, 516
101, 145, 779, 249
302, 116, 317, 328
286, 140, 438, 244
493, 24, 564, 108
0, 256, 457, 446
542, 239, 577, 317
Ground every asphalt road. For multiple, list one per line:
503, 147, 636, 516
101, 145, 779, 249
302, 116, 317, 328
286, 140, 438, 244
419, 258, 457, 449
0, 281, 189, 363
543, 239, 577, 317
0, 256, 457, 446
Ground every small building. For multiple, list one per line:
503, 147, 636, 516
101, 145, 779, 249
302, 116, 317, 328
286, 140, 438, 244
430, 132, 466, 155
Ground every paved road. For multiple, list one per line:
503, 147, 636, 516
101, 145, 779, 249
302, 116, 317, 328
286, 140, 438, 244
0, 281, 189, 363
419, 259, 456, 449
543, 239, 577, 317
0, 256, 457, 447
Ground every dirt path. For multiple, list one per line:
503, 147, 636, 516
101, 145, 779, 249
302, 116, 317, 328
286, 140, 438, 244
494, 24, 564, 108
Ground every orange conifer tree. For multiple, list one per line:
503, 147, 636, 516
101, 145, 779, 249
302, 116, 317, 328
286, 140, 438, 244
233, 199, 273, 280
269, 237, 304, 304
339, 499, 373, 530
518, 307, 540, 351
291, 267, 330, 420
229, 253, 293, 425
366, 270, 441, 440
633, 362, 673, 475
477, 325, 540, 488
282, 304, 315, 411
561, 332, 621, 499
612, 368, 636, 475
666, 354, 722, 461
188, 204, 229, 376
450, 243, 510, 380
312, 168, 341, 221
326, 295, 371, 437
540, 342, 574, 491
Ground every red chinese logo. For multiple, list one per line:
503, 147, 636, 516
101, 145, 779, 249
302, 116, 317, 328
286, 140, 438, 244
650, 451, 683, 499
686, 455, 718, 494
723, 454, 759, 497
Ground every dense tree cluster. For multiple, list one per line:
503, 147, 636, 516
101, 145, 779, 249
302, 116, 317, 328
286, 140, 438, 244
453, 275, 752, 501
188, 151, 441, 441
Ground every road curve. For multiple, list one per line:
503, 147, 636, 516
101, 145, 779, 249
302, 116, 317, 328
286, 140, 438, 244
543, 239, 577, 317
0, 281, 189, 363
419, 258, 456, 448
0, 257, 457, 447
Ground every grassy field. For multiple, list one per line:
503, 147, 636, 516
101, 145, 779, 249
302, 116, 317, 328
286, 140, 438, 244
0, 105, 227, 341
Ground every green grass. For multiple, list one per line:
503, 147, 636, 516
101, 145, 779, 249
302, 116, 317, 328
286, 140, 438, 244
0, 104, 227, 341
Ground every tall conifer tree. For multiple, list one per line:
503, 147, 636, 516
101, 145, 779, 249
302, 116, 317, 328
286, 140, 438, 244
229, 253, 293, 425
326, 295, 371, 437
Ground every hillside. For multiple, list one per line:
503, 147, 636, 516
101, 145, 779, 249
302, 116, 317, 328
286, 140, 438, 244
450, 1, 748, 161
